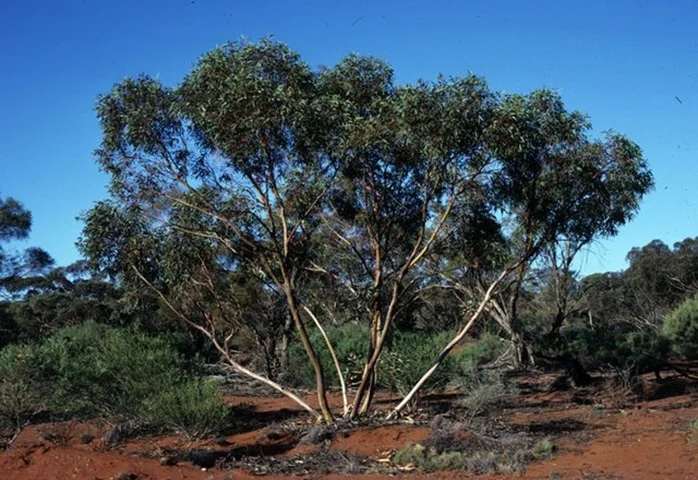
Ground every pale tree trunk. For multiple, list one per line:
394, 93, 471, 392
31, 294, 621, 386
282, 282, 334, 423
486, 299, 533, 369
358, 310, 382, 415
484, 262, 535, 370
350, 281, 403, 419
131, 265, 324, 421
303, 305, 349, 416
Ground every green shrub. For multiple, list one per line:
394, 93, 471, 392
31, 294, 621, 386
556, 322, 668, 375
392, 443, 469, 471
663, 296, 698, 358
82, 326, 187, 420
285, 326, 507, 395
0, 343, 38, 384
147, 379, 229, 439
380, 330, 462, 396
452, 332, 508, 373
0, 343, 54, 430
532, 437, 555, 456
0, 322, 229, 437
619, 331, 670, 374
392, 436, 553, 474
283, 323, 369, 388
0, 380, 39, 431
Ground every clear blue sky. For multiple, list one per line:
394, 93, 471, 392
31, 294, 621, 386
1, 0, 696, 274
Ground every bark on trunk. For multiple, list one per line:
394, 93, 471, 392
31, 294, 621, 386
283, 284, 334, 423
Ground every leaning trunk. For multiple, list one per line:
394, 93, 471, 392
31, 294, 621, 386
357, 310, 381, 415
388, 265, 519, 419
282, 283, 334, 423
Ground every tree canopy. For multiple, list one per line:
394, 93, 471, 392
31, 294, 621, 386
78, 39, 654, 422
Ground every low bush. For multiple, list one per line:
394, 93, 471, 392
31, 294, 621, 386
555, 322, 669, 376
452, 332, 508, 373
458, 370, 519, 420
283, 323, 368, 388
0, 380, 39, 432
0, 322, 229, 437
663, 296, 698, 358
380, 330, 463, 396
0, 343, 46, 433
285, 325, 506, 395
392, 442, 469, 471
147, 379, 230, 439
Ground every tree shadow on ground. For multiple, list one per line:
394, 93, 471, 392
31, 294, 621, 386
224, 404, 304, 435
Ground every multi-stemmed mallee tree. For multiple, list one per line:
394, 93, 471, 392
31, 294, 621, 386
309, 57, 498, 418
80, 40, 497, 422
81, 39, 653, 423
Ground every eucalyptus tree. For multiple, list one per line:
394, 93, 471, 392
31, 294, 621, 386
81, 39, 654, 422
0, 196, 55, 300
0, 196, 31, 245
622, 238, 698, 327
389, 90, 653, 416
313, 57, 496, 417
81, 40, 341, 422
577, 238, 698, 330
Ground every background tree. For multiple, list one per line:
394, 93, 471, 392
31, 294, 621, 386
0, 195, 57, 346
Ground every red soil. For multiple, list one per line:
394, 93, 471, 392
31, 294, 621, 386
2, 374, 696, 480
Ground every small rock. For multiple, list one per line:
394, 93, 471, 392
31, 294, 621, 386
79, 434, 95, 444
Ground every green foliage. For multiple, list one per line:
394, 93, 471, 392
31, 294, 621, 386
555, 321, 669, 376
284, 324, 368, 388
1, 195, 55, 304
532, 437, 555, 456
380, 331, 463, 396
0, 196, 31, 243
663, 296, 698, 358
0, 380, 39, 431
0, 343, 50, 430
392, 443, 469, 471
78, 37, 657, 419
453, 332, 507, 372
464, 449, 530, 475
285, 327, 507, 396
0, 322, 229, 436
147, 379, 229, 439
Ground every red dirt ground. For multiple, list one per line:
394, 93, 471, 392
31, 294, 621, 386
2, 373, 696, 480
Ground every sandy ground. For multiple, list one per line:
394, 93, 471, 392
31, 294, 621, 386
1, 372, 696, 480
